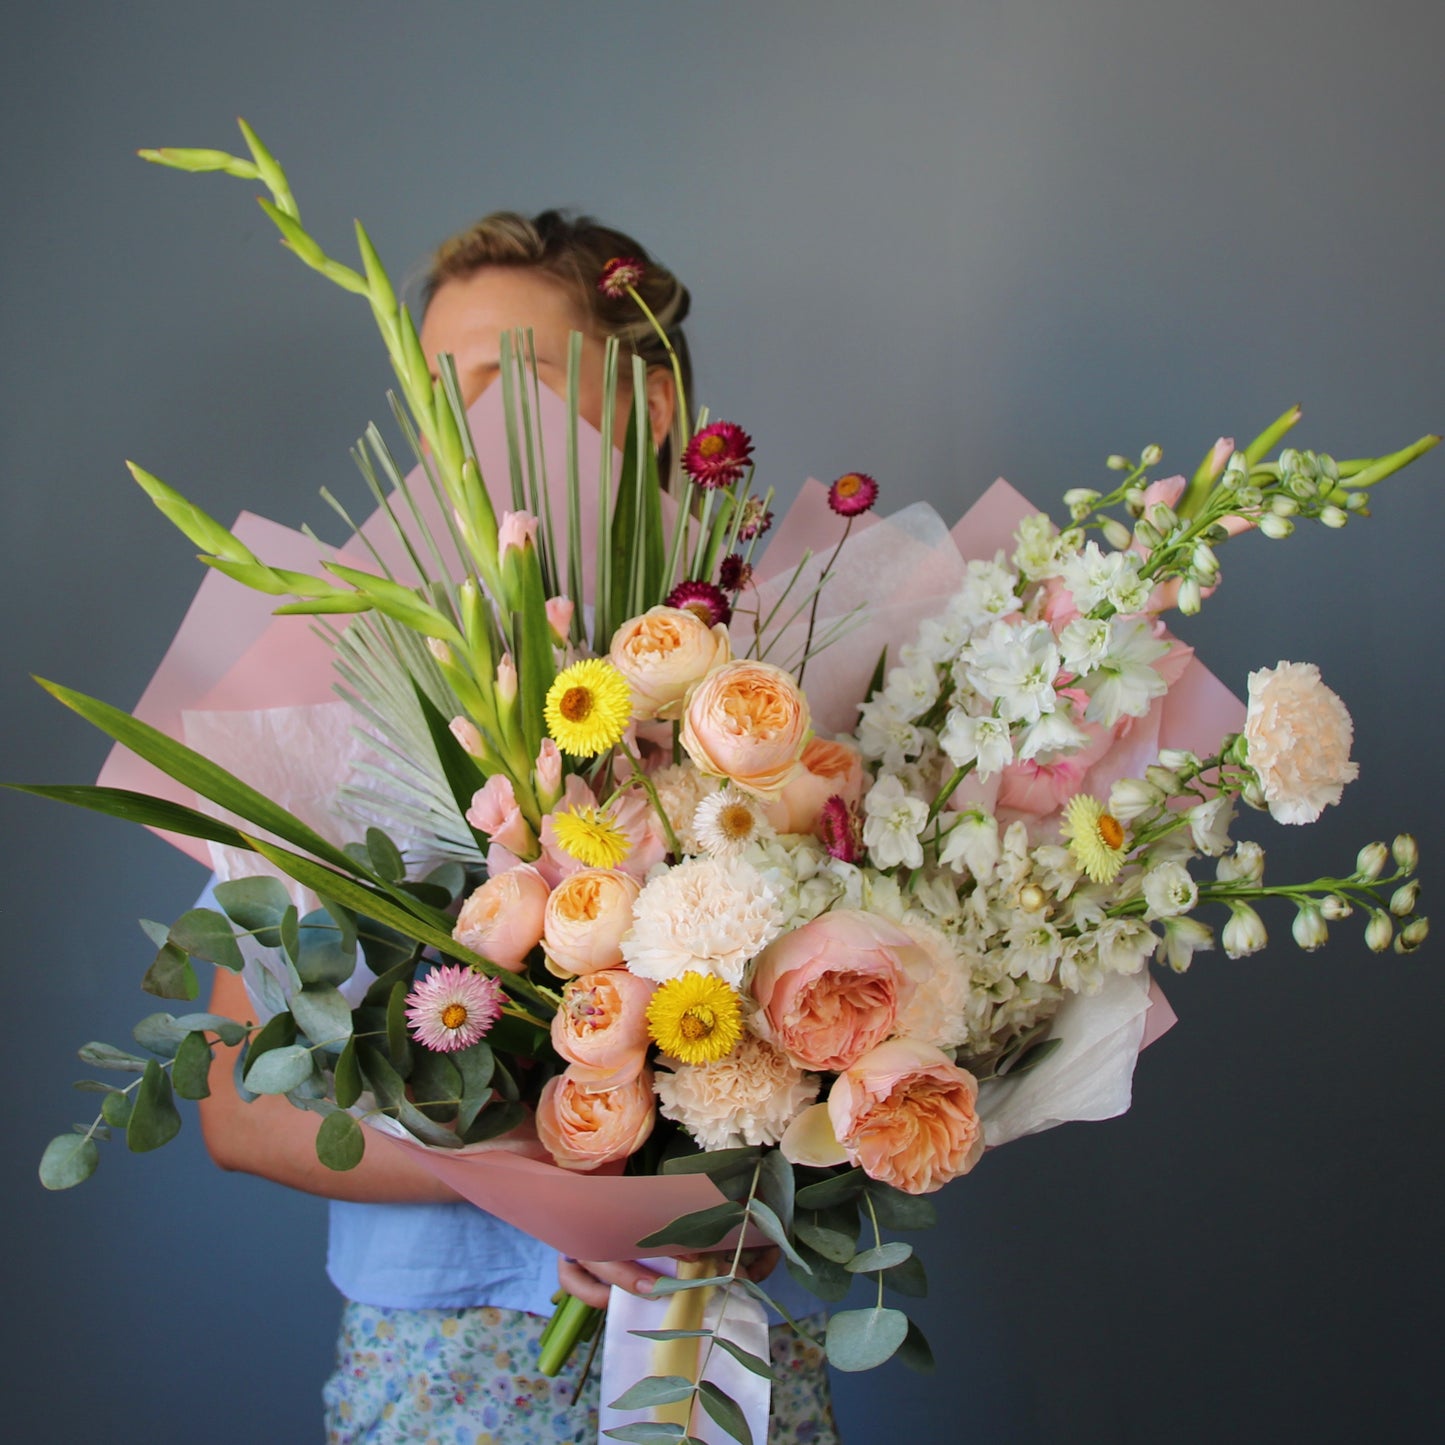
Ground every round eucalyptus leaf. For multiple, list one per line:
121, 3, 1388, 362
126, 1059, 182, 1153
315, 1110, 365, 1171
243, 1043, 316, 1095
825, 1306, 909, 1372
101, 1091, 135, 1127
171, 1030, 214, 1100
39, 1134, 99, 1190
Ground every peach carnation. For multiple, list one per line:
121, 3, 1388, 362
654, 1035, 820, 1151
828, 1037, 985, 1194
1243, 661, 1359, 824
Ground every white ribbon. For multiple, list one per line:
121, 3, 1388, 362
598, 1257, 771, 1445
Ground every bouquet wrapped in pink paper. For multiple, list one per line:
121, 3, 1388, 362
18, 123, 1436, 1445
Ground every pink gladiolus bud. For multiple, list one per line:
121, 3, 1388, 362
450, 717, 487, 759
535, 738, 563, 805
545, 596, 575, 646
427, 637, 455, 666
1208, 436, 1235, 480
466, 774, 537, 858
496, 654, 518, 705
498, 510, 540, 559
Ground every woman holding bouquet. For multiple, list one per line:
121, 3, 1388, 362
197, 210, 838, 1445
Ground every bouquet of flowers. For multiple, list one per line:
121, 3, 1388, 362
19, 122, 1436, 1445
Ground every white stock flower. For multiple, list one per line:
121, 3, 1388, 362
938, 708, 1014, 779
1243, 661, 1359, 824
1081, 619, 1171, 726
938, 809, 1001, 879
861, 773, 930, 870
1142, 861, 1199, 919
964, 621, 1061, 725
621, 855, 782, 986
1187, 794, 1236, 855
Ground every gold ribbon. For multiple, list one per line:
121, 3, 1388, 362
649, 1257, 715, 1433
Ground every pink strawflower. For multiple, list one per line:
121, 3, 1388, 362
737, 497, 774, 541
665, 579, 732, 628
828, 472, 879, 517
598, 256, 646, 298
818, 794, 865, 863
683, 422, 754, 490
718, 553, 752, 593
404, 965, 504, 1052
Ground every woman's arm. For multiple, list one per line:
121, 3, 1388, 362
198, 966, 460, 1203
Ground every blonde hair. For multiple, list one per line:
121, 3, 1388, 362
423, 210, 692, 478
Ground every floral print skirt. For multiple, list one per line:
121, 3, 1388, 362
323, 1300, 840, 1444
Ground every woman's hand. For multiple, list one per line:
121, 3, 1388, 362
559, 1247, 782, 1309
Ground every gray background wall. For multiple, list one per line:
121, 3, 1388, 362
3, 3, 1441, 1441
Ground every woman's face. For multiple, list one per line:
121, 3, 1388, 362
419, 266, 672, 450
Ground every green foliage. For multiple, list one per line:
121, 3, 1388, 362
697, 1380, 752, 1445
365, 826, 405, 883
845, 1242, 913, 1273
757, 1150, 795, 1232
290, 985, 353, 1054
385, 980, 412, 1071
77, 1041, 149, 1073
141, 943, 199, 1001
39, 1134, 99, 1190
126, 1060, 182, 1152
794, 1168, 865, 1209
215, 877, 292, 949
410, 1049, 463, 1122
100, 1091, 134, 1127
243, 1044, 316, 1095
824, 1306, 909, 1372
315, 1110, 366, 1171
168, 907, 245, 972
333, 1036, 362, 1110
608, 1376, 696, 1411
460, 1098, 525, 1144
294, 906, 357, 986
882, 1251, 928, 1299
897, 1318, 936, 1374
636, 1202, 744, 1251
171, 1031, 213, 1100
786, 1240, 851, 1303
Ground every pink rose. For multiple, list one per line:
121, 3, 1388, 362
681, 660, 810, 801
764, 736, 865, 837
466, 774, 539, 860
550, 967, 655, 1089
543, 868, 642, 975
827, 1037, 985, 1194
452, 864, 549, 973
751, 909, 916, 1072
609, 606, 732, 721
535, 1066, 656, 1171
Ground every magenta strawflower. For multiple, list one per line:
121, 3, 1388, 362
683, 422, 754, 490
665, 579, 731, 628
818, 795, 865, 863
718, 553, 753, 593
737, 497, 774, 541
597, 256, 645, 298
404, 965, 504, 1053
828, 472, 879, 517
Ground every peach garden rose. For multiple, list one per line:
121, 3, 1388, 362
827, 1037, 985, 1194
534, 1066, 656, 1171
764, 734, 865, 837
680, 659, 810, 802
542, 868, 642, 976
609, 605, 732, 721
550, 967, 655, 1090
451, 864, 548, 973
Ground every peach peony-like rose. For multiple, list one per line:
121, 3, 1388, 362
609, 606, 732, 722
827, 1037, 985, 1194
751, 909, 916, 1072
535, 1066, 656, 1171
1243, 660, 1359, 824
550, 967, 655, 1090
543, 868, 642, 976
764, 735, 865, 837
680, 660, 810, 802
452, 865, 549, 973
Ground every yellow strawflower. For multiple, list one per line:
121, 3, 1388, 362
550, 806, 632, 869
544, 659, 632, 757
646, 972, 744, 1066
1061, 793, 1130, 884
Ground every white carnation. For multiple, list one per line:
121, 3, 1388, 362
622, 855, 781, 986
654, 1035, 819, 1151
651, 763, 719, 855
892, 919, 973, 1049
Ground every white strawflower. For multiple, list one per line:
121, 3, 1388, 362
938, 708, 1014, 779
654, 1035, 819, 1151
1242, 661, 1359, 824
693, 787, 774, 858
1081, 619, 1171, 726
652, 763, 719, 855
1187, 793, 1236, 856
622, 855, 782, 986
1142, 861, 1198, 920
861, 773, 930, 870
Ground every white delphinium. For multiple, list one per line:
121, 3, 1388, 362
1059, 542, 1151, 616
622, 855, 782, 986
939, 808, 1001, 879
1059, 616, 1113, 675
1093, 917, 1158, 978
861, 773, 930, 870
1187, 793, 1236, 855
1058, 933, 1105, 994
938, 708, 1014, 779
1220, 902, 1268, 958
952, 555, 1023, 627
963, 620, 1061, 725
901, 610, 973, 669
1080, 619, 1171, 726
1292, 904, 1329, 951
1012, 511, 1065, 580
882, 655, 943, 718
856, 695, 926, 770
1017, 707, 1090, 762
1157, 915, 1214, 972
1006, 915, 1064, 983
1216, 840, 1265, 884
1031, 843, 1084, 901
1142, 860, 1199, 920
1108, 775, 1165, 825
